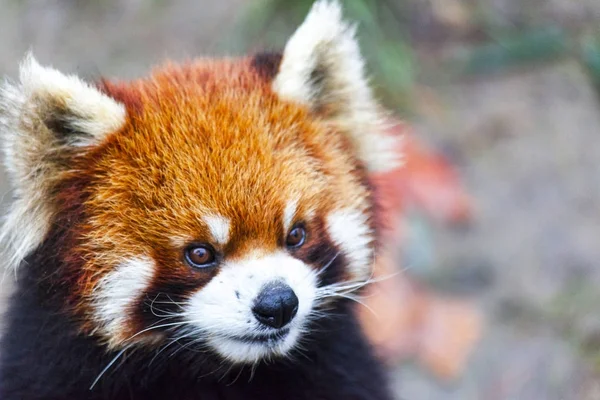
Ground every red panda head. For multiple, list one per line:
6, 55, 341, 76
0, 1, 398, 364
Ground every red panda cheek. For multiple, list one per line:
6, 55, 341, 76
91, 256, 156, 348
325, 208, 374, 281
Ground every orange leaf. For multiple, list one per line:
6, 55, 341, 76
375, 121, 473, 225
358, 120, 480, 380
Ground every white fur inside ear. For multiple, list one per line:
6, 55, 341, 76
19, 54, 126, 143
273, 0, 399, 172
326, 208, 374, 280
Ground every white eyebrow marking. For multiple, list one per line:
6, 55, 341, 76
203, 214, 231, 244
283, 199, 299, 232
169, 235, 189, 248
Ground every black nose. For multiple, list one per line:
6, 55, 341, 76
252, 282, 299, 329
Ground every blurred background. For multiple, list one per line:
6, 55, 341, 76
1, 0, 600, 398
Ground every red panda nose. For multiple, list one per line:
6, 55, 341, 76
252, 282, 299, 329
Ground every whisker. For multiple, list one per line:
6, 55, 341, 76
227, 366, 245, 387
326, 292, 378, 316
149, 331, 197, 366
248, 361, 259, 383
89, 346, 130, 390
316, 252, 340, 277
165, 294, 187, 310
218, 363, 236, 383
168, 336, 202, 358
146, 294, 186, 319
316, 270, 400, 296
312, 269, 403, 313
124, 321, 188, 342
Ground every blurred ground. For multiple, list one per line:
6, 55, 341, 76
1, 1, 599, 399
399, 60, 600, 399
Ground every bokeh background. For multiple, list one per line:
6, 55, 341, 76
1, 0, 600, 398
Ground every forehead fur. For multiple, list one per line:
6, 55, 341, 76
83, 57, 370, 258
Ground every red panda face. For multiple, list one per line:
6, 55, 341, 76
0, 1, 398, 365
81, 58, 376, 362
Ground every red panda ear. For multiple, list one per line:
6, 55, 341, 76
273, 0, 399, 173
0, 53, 126, 271
1, 53, 126, 184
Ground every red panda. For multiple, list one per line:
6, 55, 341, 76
0, 2, 399, 399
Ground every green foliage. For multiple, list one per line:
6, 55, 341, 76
227, 0, 415, 114
582, 35, 600, 89
457, 27, 568, 76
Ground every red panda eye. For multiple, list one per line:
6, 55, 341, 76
185, 245, 217, 268
286, 225, 306, 248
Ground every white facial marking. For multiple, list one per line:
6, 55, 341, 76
203, 214, 230, 245
93, 257, 155, 345
326, 209, 373, 279
185, 252, 317, 364
283, 199, 299, 233
169, 235, 189, 248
